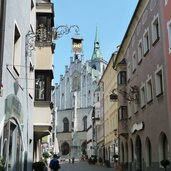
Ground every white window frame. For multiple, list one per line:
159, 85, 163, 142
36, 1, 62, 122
138, 39, 143, 64
167, 20, 171, 54
132, 51, 137, 73
140, 83, 146, 108
13, 23, 21, 76
151, 14, 160, 45
155, 65, 164, 97
143, 28, 150, 56
146, 76, 153, 103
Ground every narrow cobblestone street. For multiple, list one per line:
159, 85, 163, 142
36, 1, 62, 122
58, 161, 115, 171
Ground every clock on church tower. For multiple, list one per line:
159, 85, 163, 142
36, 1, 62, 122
72, 36, 83, 53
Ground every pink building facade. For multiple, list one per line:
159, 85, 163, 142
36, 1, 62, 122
114, 1, 171, 171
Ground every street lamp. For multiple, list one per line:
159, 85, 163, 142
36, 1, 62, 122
109, 86, 139, 102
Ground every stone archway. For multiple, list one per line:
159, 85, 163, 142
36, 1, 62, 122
81, 141, 87, 155
61, 142, 70, 155
135, 136, 142, 171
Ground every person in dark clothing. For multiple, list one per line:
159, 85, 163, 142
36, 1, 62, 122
49, 154, 61, 171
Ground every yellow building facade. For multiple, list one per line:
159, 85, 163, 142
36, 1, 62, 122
100, 53, 118, 164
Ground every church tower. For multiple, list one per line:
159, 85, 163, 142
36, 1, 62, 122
89, 27, 106, 75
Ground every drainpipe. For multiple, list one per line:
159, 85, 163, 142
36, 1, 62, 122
0, 0, 6, 84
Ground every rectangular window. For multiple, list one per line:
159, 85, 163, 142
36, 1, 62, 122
167, 20, 171, 54
118, 71, 127, 85
13, 25, 21, 76
138, 40, 143, 64
143, 29, 150, 56
155, 66, 164, 97
146, 78, 153, 103
35, 71, 51, 101
118, 106, 127, 120
140, 85, 146, 108
152, 15, 160, 45
35, 74, 45, 100
36, 14, 53, 44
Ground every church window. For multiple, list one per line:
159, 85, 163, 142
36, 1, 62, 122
92, 64, 96, 70
97, 93, 100, 102
83, 116, 87, 131
88, 90, 91, 95
63, 117, 69, 132
72, 74, 80, 91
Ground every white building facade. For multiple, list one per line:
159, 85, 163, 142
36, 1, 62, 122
0, 0, 35, 170
53, 30, 107, 159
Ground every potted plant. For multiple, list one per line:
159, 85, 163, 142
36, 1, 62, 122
160, 159, 170, 171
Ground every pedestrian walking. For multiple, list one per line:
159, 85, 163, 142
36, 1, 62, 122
72, 157, 75, 164
49, 154, 61, 171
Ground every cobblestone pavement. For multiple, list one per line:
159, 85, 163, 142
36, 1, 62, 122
58, 161, 116, 171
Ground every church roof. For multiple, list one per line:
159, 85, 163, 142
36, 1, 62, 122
91, 27, 103, 60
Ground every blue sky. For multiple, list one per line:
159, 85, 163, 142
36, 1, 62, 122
53, 0, 138, 83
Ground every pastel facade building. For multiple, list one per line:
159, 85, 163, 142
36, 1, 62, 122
0, 0, 36, 170
113, 0, 171, 170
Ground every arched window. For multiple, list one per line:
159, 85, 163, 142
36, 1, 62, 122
159, 132, 169, 162
135, 136, 142, 171
81, 141, 87, 155
83, 116, 87, 131
72, 74, 80, 91
92, 64, 96, 70
129, 139, 134, 163
63, 117, 69, 132
145, 137, 152, 167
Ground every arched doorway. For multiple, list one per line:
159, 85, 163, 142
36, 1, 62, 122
120, 142, 124, 163
129, 139, 134, 171
145, 137, 152, 167
2, 119, 23, 171
61, 142, 70, 155
81, 141, 87, 155
159, 132, 169, 162
135, 136, 142, 171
